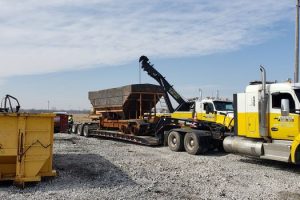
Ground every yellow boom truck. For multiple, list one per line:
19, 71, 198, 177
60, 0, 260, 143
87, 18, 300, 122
139, 55, 234, 131
224, 66, 300, 164
0, 95, 56, 187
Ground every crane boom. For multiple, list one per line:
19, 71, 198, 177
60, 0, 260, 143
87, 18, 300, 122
139, 55, 191, 112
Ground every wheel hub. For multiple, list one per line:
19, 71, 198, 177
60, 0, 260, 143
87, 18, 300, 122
189, 139, 194, 147
172, 137, 177, 144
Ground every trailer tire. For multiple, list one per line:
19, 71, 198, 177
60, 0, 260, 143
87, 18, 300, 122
168, 131, 184, 152
71, 124, 77, 134
83, 125, 90, 137
77, 124, 83, 136
184, 132, 206, 155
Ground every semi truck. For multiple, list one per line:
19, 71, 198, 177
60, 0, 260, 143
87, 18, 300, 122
71, 54, 300, 163
224, 66, 300, 164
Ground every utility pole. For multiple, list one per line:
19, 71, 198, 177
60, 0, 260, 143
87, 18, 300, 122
198, 88, 202, 100
48, 100, 50, 111
295, 0, 300, 82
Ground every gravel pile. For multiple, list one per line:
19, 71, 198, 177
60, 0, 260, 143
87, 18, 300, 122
1, 133, 300, 199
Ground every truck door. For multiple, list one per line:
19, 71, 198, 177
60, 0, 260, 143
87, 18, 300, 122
270, 92, 299, 140
203, 102, 216, 122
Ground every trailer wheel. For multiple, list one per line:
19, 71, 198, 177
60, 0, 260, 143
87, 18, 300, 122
168, 131, 184, 152
184, 132, 205, 155
71, 124, 78, 134
83, 125, 90, 137
77, 124, 83, 136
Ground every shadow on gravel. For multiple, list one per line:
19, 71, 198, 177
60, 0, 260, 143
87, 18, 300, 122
0, 153, 136, 190
202, 150, 228, 157
92, 136, 229, 157
54, 137, 80, 143
53, 153, 137, 189
239, 157, 300, 173
91, 135, 158, 147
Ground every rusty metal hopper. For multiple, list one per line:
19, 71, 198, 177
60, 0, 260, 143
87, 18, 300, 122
88, 84, 164, 119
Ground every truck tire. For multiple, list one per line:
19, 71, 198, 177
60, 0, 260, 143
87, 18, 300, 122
83, 125, 90, 137
168, 131, 184, 152
71, 124, 77, 134
77, 124, 83, 136
184, 132, 206, 155
295, 146, 300, 165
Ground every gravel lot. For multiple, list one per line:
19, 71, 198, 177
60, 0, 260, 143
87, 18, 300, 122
1, 133, 300, 200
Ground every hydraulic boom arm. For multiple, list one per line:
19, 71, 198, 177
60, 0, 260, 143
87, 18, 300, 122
139, 55, 191, 112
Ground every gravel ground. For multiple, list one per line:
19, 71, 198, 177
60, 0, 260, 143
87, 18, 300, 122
1, 133, 300, 200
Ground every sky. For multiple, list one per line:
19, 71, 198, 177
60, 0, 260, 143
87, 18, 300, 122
0, 1, 297, 110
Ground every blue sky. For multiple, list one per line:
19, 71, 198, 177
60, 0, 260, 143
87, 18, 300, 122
0, 1, 297, 110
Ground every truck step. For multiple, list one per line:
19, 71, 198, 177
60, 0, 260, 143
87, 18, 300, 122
260, 140, 292, 162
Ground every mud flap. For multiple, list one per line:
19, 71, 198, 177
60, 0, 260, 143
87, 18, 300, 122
163, 131, 170, 146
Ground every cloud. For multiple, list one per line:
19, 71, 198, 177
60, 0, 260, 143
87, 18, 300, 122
0, 78, 6, 86
0, 0, 292, 78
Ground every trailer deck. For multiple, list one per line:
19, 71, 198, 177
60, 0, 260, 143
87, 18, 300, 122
89, 129, 161, 146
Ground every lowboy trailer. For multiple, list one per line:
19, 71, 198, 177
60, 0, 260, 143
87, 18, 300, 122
71, 84, 226, 154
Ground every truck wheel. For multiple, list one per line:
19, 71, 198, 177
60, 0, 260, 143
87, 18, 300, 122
184, 132, 205, 155
83, 125, 90, 137
77, 124, 83, 136
71, 124, 77, 134
168, 131, 184, 152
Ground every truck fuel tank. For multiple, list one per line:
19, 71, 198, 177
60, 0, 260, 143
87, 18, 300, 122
223, 136, 263, 157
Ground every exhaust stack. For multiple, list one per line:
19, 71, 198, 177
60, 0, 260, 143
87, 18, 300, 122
259, 66, 268, 137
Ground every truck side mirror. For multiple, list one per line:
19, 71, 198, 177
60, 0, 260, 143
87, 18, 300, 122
281, 99, 289, 116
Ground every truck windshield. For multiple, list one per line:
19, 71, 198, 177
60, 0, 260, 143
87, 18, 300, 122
213, 101, 233, 111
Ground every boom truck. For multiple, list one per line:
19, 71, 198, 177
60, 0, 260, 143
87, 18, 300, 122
139, 55, 234, 131
224, 66, 300, 164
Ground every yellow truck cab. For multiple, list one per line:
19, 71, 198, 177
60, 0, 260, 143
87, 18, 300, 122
171, 98, 234, 130
195, 99, 234, 130
224, 66, 300, 164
